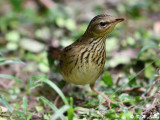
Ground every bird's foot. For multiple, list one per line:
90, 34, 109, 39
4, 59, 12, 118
90, 85, 124, 109
102, 98, 123, 109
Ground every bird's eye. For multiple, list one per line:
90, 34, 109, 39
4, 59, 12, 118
100, 22, 106, 27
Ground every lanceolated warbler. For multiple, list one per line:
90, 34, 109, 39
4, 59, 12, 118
48, 14, 124, 109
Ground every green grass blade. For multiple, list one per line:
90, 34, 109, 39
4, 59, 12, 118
137, 44, 158, 59
0, 58, 25, 65
15, 110, 26, 119
39, 96, 57, 111
0, 95, 12, 112
67, 97, 74, 120
22, 96, 28, 114
40, 77, 69, 105
50, 105, 69, 120
28, 76, 43, 93
27, 113, 33, 120
0, 74, 24, 86
39, 96, 65, 120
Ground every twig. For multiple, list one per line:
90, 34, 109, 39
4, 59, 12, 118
145, 70, 160, 96
115, 74, 122, 87
121, 87, 146, 93
140, 69, 160, 119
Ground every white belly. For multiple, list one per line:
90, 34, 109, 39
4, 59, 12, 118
63, 63, 103, 85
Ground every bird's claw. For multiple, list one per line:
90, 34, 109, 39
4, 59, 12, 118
102, 100, 124, 109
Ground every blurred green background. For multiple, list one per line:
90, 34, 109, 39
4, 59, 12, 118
0, 0, 160, 119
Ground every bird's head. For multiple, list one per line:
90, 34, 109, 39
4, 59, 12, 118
85, 14, 124, 38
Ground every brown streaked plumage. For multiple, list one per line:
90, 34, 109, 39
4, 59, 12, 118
49, 14, 124, 109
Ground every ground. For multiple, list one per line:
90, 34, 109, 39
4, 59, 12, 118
0, 0, 160, 120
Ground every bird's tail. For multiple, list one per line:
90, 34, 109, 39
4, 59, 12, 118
47, 46, 62, 61
47, 46, 62, 72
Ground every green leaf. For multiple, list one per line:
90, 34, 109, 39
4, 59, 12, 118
105, 109, 119, 119
119, 105, 128, 113
38, 63, 49, 73
5, 31, 20, 42
55, 17, 65, 27
144, 63, 156, 78
65, 19, 76, 31
19, 38, 45, 53
128, 75, 137, 87
50, 105, 69, 120
35, 105, 43, 112
27, 113, 33, 120
0, 95, 12, 112
105, 37, 118, 52
10, 0, 23, 11
119, 94, 135, 103
0, 74, 24, 86
35, 27, 50, 40
22, 96, 28, 114
102, 72, 113, 86
119, 111, 135, 120
137, 44, 158, 59
6, 42, 18, 51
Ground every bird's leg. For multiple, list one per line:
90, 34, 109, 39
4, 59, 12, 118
90, 84, 123, 109
54, 84, 68, 106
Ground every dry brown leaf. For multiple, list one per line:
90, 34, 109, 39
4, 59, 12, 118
0, 106, 8, 113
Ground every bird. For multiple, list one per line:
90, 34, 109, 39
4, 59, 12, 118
48, 14, 124, 109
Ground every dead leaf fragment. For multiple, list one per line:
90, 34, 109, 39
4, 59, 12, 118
154, 21, 160, 34
0, 106, 8, 113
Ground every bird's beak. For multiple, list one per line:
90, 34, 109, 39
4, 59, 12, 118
111, 18, 124, 24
